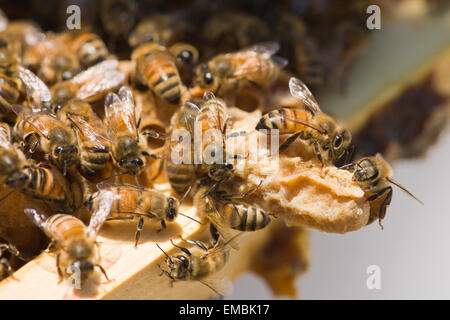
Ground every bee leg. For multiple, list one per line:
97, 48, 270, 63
178, 235, 208, 251
134, 217, 145, 247
0, 243, 27, 261
95, 264, 110, 281
370, 187, 392, 230
0, 258, 17, 280
170, 239, 192, 256
56, 253, 63, 282
141, 151, 163, 159
278, 131, 304, 153
313, 141, 324, 166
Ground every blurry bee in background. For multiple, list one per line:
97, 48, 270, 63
340, 153, 423, 228
131, 43, 183, 105
24, 190, 114, 285
256, 77, 352, 165
0, 9, 7, 33
128, 13, 193, 48
104, 86, 159, 180
194, 42, 287, 95
0, 20, 44, 58
50, 59, 125, 109
165, 102, 199, 196
202, 12, 271, 57
23, 34, 80, 85
63, 32, 110, 69
100, 0, 137, 51
168, 43, 199, 85
0, 122, 28, 185
0, 243, 27, 281
14, 67, 79, 174
85, 182, 188, 246
56, 99, 110, 178
157, 233, 233, 297
0, 44, 23, 116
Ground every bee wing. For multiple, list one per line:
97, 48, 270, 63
24, 208, 54, 241
18, 66, 52, 112
72, 59, 125, 100
87, 190, 114, 238
104, 87, 138, 141
199, 277, 234, 298
197, 92, 226, 131
289, 77, 321, 114
11, 104, 52, 139
68, 114, 111, 150
0, 9, 8, 32
244, 41, 280, 59
0, 124, 13, 149
96, 181, 143, 193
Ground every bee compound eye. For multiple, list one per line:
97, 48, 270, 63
334, 135, 343, 148
180, 50, 193, 63
204, 72, 214, 85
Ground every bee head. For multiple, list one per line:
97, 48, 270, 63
195, 63, 218, 91
118, 156, 145, 174
353, 158, 377, 182
331, 128, 352, 162
5, 171, 29, 188
69, 260, 95, 283
167, 255, 190, 280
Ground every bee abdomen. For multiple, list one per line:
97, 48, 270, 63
0, 74, 21, 114
224, 203, 271, 231
166, 162, 195, 194
144, 56, 181, 104
77, 36, 108, 68
80, 149, 109, 176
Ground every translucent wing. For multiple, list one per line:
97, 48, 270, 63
18, 66, 52, 111
24, 208, 52, 239
68, 114, 111, 150
198, 92, 227, 132
199, 277, 234, 298
87, 190, 114, 238
0, 123, 13, 149
244, 42, 280, 59
11, 104, 53, 139
104, 86, 138, 141
289, 77, 321, 114
72, 59, 125, 100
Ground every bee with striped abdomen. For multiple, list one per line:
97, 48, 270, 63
85, 182, 187, 246
64, 32, 110, 69
341, 153, 423, 228
0, 44, 22, 116
104, 86, 159, 180
24, 190, 114, 285
194, 42, 287, 95
132, 43, 183, 105
255, 77, 352, 165
56, 99, 110, 178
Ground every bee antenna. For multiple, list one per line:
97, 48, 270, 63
178, 212, 202, 225
156, 243, 173, 263
385, 176, 424, 205
179, 185, 192, 206
338, 162, 356, 170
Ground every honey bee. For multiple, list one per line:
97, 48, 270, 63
165, 103, 198, 196
255, 77, 352, 165
23, 34, 80, 84
193, 42, 287, 95
0, 122, 28, 185
50, 59, 125, 108
131, 43, 183, 105
13, 67, 79, 174
195, 178, 270, 235
56, 99, 110, 177
24, 190, 114, 285
0, 20, 44, 58
0, 45, 22, 115
104, 86, 159, 179
85, 182, 188, 246
128, 13, 192, 48
168, 42, 199, 85
64, 32, 110, 69
341, 153, 423, 228
157, 234, 233, 296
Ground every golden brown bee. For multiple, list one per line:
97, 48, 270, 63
131, 43, 183, 105
23, 34, 80, 84
24, 190, 114, 284
128, 13, 192, 48
56, 99, 110, 177
0, 45, 23, 115
50, 59, 125, 108
168, 42, 199, 85
165, 103, 198, 196
195, 179, 270, 235
64, 32, 109, 69
194, 42, 287, 95
341, 153, 423, 228
157, 234, 232, 296
12, 102, 79, 175
0, 20, 44, 58
85, 182, 182, 246
0, 122, 28, 185
104, 86, 158, 178
255, 77, 352, 164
